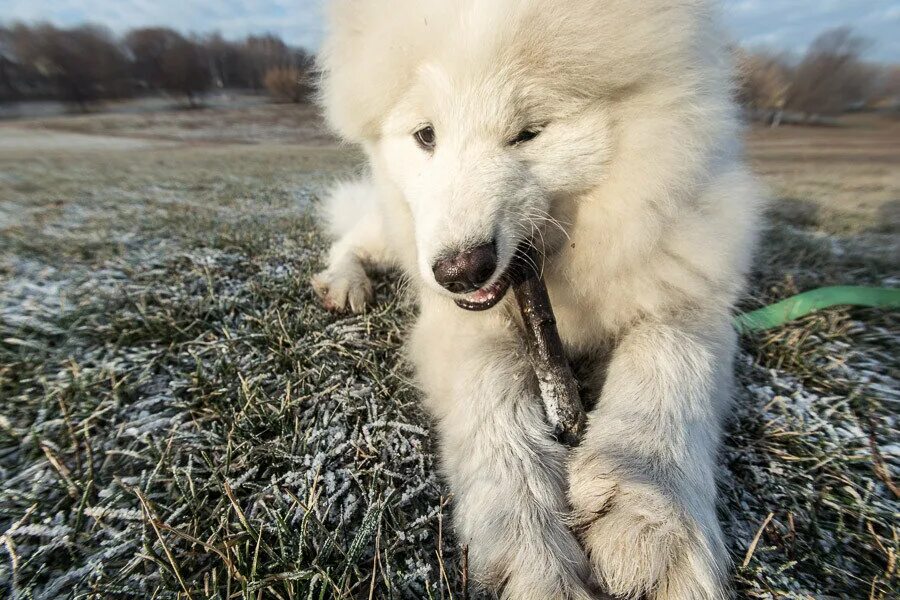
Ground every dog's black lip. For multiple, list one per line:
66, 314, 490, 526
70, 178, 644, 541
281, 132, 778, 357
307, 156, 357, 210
453, 277, 511, 311
452, 242, 536, 311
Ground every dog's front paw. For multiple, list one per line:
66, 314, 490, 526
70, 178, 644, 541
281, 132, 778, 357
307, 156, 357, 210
464, 512, 596, 600
311, 260, 373, 313
568, 452, 726, 600
500, 554, 596, 600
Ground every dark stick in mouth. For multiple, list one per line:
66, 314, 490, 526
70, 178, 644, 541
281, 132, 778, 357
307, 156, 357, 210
510, 244, 586, 447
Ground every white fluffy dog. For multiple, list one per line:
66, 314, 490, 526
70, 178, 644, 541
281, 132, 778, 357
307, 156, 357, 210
312, 1, 762, 598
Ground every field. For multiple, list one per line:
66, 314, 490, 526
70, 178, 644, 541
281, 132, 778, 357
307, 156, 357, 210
1, 101, 897, 599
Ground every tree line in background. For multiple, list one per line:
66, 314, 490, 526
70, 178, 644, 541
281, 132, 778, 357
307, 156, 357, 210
0, 23, 314, 108
737, 27, 900, 124
1, 23, 899, 120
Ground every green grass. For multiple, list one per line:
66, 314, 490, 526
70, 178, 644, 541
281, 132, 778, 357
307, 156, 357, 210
1, 120, 897, 599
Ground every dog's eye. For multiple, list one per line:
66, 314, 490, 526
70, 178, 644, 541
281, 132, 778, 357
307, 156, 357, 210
509, 128, 541, 146
414, 126, 436, 151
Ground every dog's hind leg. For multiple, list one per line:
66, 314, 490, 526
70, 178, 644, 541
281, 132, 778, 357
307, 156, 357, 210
411, 309, 595, 600
311, 178, 394, 313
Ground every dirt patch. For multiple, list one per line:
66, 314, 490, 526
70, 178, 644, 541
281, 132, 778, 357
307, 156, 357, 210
0, 126, 175, 154
746, 117, 900, 234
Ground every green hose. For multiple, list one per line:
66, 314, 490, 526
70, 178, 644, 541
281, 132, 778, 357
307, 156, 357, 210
734, 286, 900, 333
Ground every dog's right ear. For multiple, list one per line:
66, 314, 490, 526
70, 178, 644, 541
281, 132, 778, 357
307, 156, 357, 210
317, 0, 441, 143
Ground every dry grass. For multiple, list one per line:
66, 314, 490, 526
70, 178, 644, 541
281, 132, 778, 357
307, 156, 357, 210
6, 100, 337, 146
0, 108, 897, 599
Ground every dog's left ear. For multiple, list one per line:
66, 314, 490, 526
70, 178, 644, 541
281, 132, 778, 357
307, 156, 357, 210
317, 0, 441, 142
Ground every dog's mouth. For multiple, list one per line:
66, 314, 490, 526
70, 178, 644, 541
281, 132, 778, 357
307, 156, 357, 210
454, 277, 512, 311
453, 243, 534, 312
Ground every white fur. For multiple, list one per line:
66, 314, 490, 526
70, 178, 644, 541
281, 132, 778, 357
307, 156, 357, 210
314, 1, 763, 598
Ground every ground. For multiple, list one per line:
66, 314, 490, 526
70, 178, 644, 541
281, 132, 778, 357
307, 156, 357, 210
0, 100, 897, 600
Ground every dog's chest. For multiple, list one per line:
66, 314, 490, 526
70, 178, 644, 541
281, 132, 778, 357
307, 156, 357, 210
544, 271, 633, 350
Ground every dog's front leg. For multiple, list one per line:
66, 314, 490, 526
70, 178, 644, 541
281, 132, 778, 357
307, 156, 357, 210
569, 318, 734, 600
311, 178, 394, 313
411, 308, 594, 600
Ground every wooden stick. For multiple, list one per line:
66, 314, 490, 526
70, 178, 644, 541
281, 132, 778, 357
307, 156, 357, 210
511, 245, 586, 447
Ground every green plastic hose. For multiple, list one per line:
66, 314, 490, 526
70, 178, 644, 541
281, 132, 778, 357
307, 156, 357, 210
734, 286, 900, 333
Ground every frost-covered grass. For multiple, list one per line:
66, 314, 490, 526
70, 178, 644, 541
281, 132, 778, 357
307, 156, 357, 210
1, 117, 898, 599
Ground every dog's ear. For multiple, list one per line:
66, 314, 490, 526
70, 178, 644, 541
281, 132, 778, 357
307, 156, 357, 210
317, 0, 442, 142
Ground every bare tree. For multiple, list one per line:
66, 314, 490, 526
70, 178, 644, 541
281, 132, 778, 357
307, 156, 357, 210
735, 49, 791, 112
869, 64, 900, 108
264, 66, 306, 102
241, 35, 295, 90
785, 27, 873, 116
159, 35, 212, 106
204, 33, 245, 89
1, 23, 321, 104
124, 27, 181, 90
0, 27, 20, 100
10, 23, 127, 110
124, 28, 211, 105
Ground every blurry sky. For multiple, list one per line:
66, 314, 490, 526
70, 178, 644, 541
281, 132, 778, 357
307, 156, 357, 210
2, 0, 899, 61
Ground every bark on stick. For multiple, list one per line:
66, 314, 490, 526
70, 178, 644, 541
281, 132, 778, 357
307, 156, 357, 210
511, 245, 586, 446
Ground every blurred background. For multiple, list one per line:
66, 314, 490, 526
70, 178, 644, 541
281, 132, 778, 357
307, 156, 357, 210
0, 1, 898, 118
0, 2, 897, 600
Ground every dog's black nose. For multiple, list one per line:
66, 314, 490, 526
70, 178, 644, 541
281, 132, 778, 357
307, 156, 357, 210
432, 241, 498, 293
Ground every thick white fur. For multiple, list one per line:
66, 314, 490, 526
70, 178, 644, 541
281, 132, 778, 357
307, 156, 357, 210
313, 1, 762, 598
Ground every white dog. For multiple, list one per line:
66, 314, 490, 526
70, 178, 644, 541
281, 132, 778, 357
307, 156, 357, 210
312, 1, 762, 598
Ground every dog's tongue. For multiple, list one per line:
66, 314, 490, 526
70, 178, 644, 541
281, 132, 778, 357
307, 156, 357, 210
454, 278, 512, 311
470, 287, 495, 302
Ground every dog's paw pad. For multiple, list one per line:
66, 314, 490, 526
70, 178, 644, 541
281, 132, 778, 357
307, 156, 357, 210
311, 265, 373, 314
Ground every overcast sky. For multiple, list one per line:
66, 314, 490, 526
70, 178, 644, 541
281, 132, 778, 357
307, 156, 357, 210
2, 0, 899, 62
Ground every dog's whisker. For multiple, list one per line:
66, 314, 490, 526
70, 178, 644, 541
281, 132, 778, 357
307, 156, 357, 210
525, 208, 572, 242
534, 209, 572, 239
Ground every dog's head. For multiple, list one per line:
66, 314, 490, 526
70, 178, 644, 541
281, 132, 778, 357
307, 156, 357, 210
319, 0, 729, 308
372, 57, 616, 308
